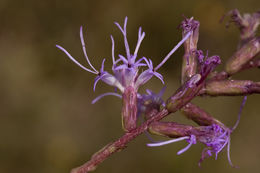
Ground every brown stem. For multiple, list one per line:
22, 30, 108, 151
71, 74, 207, 173
71, 109, 169, 173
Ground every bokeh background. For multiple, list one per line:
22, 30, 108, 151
0, 0, 260, 172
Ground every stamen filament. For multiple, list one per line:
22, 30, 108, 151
177, 135, 196, 155
134, 27, 145, 56
56, 45, 98, 74
110, 35, 116, 65
80, 26, 98, 73
92, 92, 122, 104
154, 31, 192, 71
232, 96, 247, 131
147, 136, 189, 147
115, 17, 131, 60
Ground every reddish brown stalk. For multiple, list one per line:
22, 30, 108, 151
71, 75, 206, 173
71, 109, 169, 173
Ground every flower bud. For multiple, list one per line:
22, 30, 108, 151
180, 17, 200, 83
225, 37, 260, 75
201, 80, 260, 96
122, 86, 138, 132
181, 103, 224, 126
148, 122, 193, 138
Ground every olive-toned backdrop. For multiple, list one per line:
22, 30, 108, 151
0, 0, 260, 172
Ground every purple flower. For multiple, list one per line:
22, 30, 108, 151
147, 124, 233, 165
137, 87, 166, 116
194, 50, 221, 79
180, 16, 200, 35
56, 17, 193, 102
195, 124, 232, 166
147, 96, 247, 167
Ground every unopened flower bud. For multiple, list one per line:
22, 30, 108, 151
148, 122, 193, 138
181, 103, 224, 126
225, 37, 260, 75
200, 80, 260, 96
180, 17, 200, 83
122, 86, 138, 132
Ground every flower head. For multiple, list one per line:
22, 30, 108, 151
57, 17, 192, 101
137, 87, 166, 117
147, 96, 247, 167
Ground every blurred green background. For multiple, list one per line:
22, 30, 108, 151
0, 0, 260, 172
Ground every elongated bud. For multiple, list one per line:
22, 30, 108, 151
225, 37, 260, 75
180, 17, 200, 83
148, 122, 193, 138
181, 103, 224, 126
122, 86, 137, 132
200, 80, 260, 96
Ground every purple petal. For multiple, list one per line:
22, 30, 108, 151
232, 96, 247, 131
114, 22, 125, 35
135, 70, 153, 88
100, 59, 106, 72
118, 54, 128, 64
92, 92, 122, 104
124, 16, 128, 32
154, 72, 165, 84
154, 31, 192, 71
134, 27, 145, 56
177, 135, 196, 155
147, 136, 189, 147
143, 58, 152, 68
80, 26, 98, 73
110, 35, 116, 64
135, 57, 146, 64
135, 63, 147, 67
93, 75, 102, 91
56, 45, 98, 74
114, 64, 128, 71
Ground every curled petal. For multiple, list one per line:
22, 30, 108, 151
134, 27, 146, 56
94, 72, 124, 92
100, 58, 106, 72
155, 31, 192, 71
153, 72, 165, 84
110, 35, 116, 64
118, 54, 128, 64
115, 17, 131, 59
114, 64, 128, 71
56, 45, 98, 74
135, 69, 164, 89
135, 70, 154, 88
92, 92, 122, 104
177, 135, 196, 155
93, 75, 103, 92
80, 26, 98, 73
